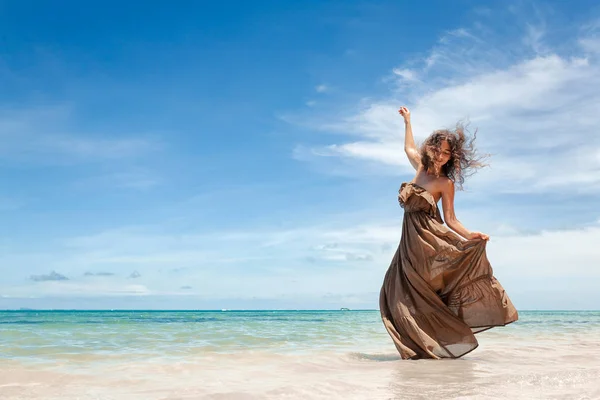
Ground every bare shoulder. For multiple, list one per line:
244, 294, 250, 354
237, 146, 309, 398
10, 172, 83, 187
436, 177, 454, 194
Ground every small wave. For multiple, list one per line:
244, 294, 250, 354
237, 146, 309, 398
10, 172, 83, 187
348, 352, 401, 362
0, 320, 49, 325
0, 317, 221, 325
238, 318, 328, 322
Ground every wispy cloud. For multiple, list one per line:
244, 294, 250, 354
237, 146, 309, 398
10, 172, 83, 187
391, 68, 420, 83
72, 169, 161, 191
523, 23, 546, 53
579, 18, 600, 54
2, 281, 151, 298
0, 105, 160, 165
84, 271, 115, 277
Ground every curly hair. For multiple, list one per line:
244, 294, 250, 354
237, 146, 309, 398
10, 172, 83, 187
419, 122, 488, 190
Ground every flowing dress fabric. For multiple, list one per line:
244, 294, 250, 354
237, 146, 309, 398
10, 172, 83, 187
379, 182, 518, 359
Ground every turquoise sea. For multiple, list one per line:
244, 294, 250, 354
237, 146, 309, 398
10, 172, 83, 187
1, 310, 599, 399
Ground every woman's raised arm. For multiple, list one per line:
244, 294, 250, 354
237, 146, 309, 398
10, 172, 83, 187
399, 107, 420, 171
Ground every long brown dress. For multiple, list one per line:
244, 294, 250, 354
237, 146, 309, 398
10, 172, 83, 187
379, 182, 518, 359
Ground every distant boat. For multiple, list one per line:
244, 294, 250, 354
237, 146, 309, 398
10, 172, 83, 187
340, 307, 350, 311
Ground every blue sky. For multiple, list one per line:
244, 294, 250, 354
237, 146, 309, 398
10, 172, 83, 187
1, 0, 600, 310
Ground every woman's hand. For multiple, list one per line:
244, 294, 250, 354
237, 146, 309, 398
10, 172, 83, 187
467, 231, 490, 241
398, 106, 411, 124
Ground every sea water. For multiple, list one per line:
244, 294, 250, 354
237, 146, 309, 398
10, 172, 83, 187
1, 310, 599, 399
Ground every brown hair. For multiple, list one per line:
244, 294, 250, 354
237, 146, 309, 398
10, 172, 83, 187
420, 122, 488, 190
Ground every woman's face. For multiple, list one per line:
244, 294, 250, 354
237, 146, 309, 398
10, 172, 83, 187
436, 140, 452, 166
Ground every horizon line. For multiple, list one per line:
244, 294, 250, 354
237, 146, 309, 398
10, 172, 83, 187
2, 308, 599, 312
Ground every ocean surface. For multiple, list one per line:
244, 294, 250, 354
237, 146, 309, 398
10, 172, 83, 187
1, 310, 599, 399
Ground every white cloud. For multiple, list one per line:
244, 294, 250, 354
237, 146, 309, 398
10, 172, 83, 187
316, 84, 329, 93
291, 20, 600, 195
488, 223, 600, 279
321, 141, 406, 167
391, 68, 419, 83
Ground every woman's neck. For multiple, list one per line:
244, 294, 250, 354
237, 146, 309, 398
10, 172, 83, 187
427, 165, 442, 176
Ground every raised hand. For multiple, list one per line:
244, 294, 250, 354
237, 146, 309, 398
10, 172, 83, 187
398, 106, 411, 124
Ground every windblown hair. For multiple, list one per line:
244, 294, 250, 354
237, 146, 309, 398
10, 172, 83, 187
420, 122, 488, 190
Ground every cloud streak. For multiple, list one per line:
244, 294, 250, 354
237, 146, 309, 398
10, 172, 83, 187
0, 105, 160, 165
30, 271, 69, 282
84, 272, 115, 277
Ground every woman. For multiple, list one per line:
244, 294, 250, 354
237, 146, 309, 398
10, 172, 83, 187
379, 106, 518, 360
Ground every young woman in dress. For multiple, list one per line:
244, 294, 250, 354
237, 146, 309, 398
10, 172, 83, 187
379, 106, 518, 360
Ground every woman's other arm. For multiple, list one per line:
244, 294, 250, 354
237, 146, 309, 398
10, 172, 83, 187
440, 179, 489, 241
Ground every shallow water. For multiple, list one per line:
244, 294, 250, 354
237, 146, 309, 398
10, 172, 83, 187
1, 310, 599, 399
